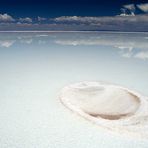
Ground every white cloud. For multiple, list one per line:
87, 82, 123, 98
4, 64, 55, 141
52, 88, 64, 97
134, 51, 148, 60
0, 14, 15, 22
123, 4, 135, 11
137, 3, 148, 13
54, 15, 148, 24
0, 12, 147, 31
37, 16, 46, 21
55, 39, 104, 46
55, 36, 148, 61
53, 15, 148, 31
54, 16, 103, 23
119, 8, 132, 16
20, 39, 33, 44
54, 37, 148, 49
0, 40, 15, 47
123, 4, 135, 16
121, 52, 132, 58
54, 34, 148, 60
118, 46, 133, 58
19, 17, 32, 23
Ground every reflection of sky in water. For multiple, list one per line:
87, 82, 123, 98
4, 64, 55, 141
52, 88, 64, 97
0, 32, 148, 148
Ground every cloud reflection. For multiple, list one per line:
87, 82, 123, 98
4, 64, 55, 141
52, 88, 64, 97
134, 51, 148, 60
0, 32, 148, 60
53, 32, 148, 60
0, 40, 15, 47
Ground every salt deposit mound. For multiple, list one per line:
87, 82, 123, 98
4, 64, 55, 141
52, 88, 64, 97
60, 81, 148, 138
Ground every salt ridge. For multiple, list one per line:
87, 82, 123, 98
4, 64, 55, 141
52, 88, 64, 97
60, 81, 148, 139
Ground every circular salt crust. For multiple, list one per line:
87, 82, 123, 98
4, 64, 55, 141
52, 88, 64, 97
59, 81, 148, 139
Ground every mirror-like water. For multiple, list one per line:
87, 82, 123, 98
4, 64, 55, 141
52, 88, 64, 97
0, 32, 148, 148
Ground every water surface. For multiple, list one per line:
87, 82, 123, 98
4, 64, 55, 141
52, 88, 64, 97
0, 32, 148, 148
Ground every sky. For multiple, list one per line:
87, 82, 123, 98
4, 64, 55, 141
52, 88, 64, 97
0, 0, 148, 31
0, 0, 148, 17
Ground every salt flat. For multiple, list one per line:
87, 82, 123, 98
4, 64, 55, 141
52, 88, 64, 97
0, 32, 148, 148
60, 81, 148, 139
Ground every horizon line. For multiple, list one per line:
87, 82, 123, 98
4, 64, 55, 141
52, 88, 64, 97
0, 31, 148, 34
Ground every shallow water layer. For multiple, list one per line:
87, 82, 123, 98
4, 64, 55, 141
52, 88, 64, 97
0, 32, 148, 148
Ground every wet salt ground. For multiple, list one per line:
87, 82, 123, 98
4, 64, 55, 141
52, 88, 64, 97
0, 32, 148, 148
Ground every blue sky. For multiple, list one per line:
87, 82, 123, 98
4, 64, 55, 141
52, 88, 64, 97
0, 0, 148, 31
0, 0, 147, 17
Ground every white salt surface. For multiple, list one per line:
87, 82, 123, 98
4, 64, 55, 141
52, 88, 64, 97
60, 81, 148, 139
0, 32, 148, 148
